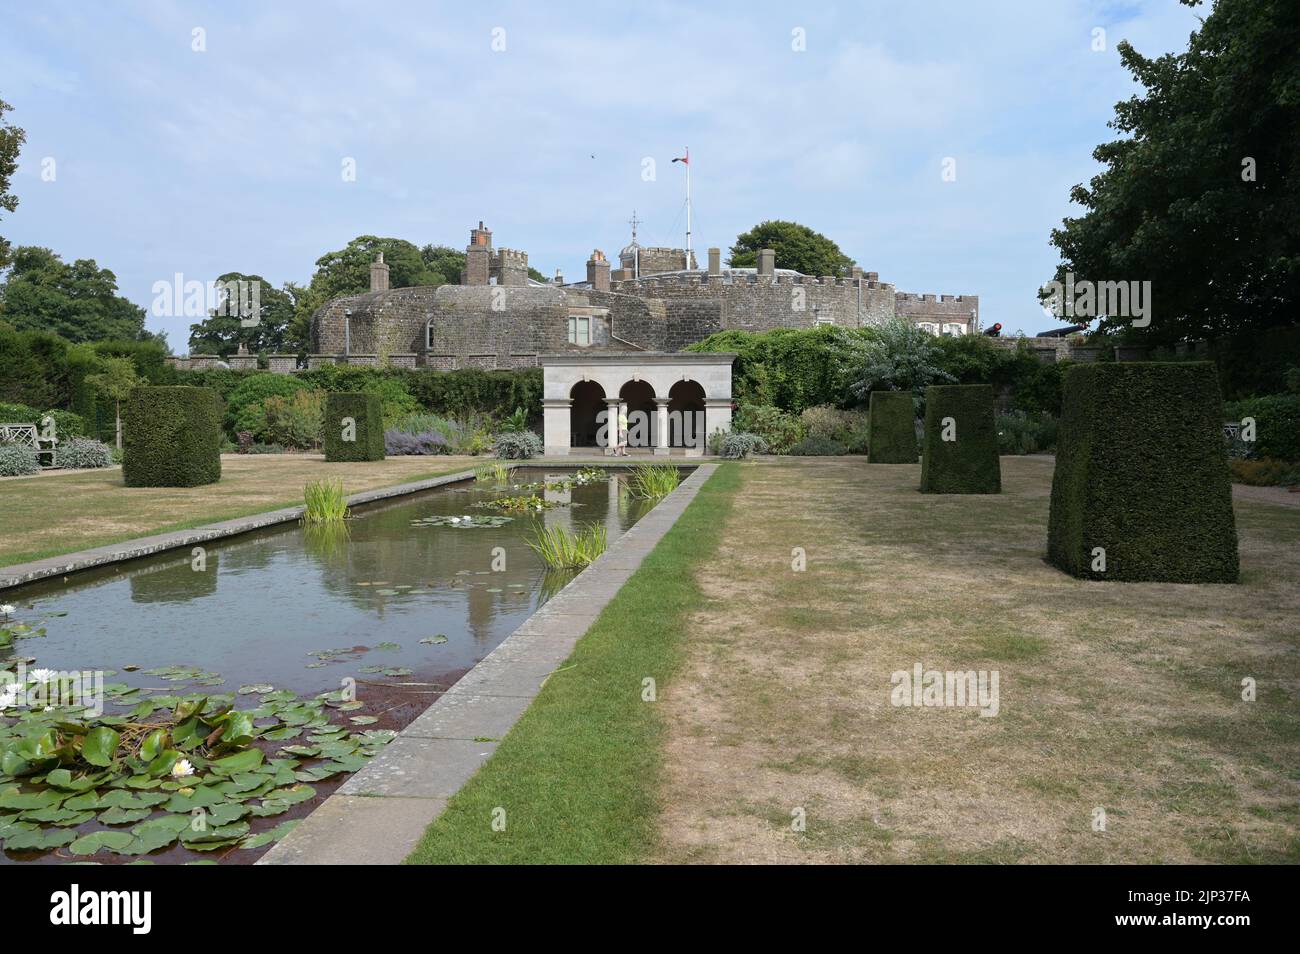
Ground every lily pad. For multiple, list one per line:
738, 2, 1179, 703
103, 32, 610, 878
239, 819, 299, 850
69, 830, 136, 856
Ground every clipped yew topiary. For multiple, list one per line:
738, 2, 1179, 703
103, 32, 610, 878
920, 384, 1001, 494
324, 391, 385, 462
867, 390, 917, 463
122, 386, 223, 487
1047, 362, 1238, 583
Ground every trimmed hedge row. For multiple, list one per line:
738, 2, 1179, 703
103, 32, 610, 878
122, 386, 223, 487
323, 392, 385, 462
1047, 362, 1238, 583
867, 391, 917, 463
920, 384, 1001, 494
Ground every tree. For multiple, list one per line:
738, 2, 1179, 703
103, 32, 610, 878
846, 318, 955, 397
729, 220, 855, 277
85, 355, 142, 450
0, 96, 24, 270
187, 272, 295, 357
291, 236, 455, 352
0, 246, 149, 342
420, 245, 467, 285
309, 236, 439, 300
1045, 0, 1300, 347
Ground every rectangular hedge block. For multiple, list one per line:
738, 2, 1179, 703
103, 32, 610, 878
868, 390, 917, 463
122, 386, 223, 487
324, 391, 385, 462
920, 384, 1001, 494
1047, 362, 1239, 583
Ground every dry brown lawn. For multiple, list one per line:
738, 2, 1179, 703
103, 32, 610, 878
0, 454, 478, 567
654, 456, 1300, 864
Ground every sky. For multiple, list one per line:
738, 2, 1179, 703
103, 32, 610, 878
0, 0, 1205, 346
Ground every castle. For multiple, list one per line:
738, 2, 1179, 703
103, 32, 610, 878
306, 221, 980, 370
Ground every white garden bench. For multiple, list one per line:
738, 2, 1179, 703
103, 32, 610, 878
0, 422, 59, 468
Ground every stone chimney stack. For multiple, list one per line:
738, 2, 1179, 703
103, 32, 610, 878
462, 220, 491, 285
757, 248, 775, 277
708, 247, 721, 276
553, 268, 564, 285
586, 249, 610, 292
369, 252, 390, 292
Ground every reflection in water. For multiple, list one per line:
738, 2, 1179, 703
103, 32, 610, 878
302, 521, 351, 563
129, 551, 220, 604
5, 467, 683, 700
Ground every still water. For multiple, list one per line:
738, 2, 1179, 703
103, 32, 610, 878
3, 467, 659, 700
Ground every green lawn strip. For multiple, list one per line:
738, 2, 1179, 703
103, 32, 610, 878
0, 465, 473, 568
404, 462, 743, 864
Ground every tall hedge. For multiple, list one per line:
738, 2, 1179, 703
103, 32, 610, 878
1047, 362, 1238, 583
122, 386, 223, 487
324, 391, 385, 462
920, 384, 1000, 493
868, 391, 917, 463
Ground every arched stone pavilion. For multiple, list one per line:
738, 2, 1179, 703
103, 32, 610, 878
541, 353, 735, 456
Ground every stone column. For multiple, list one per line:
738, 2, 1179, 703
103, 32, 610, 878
702, 399, 734, 457
542, 398, 571, 457
654, 399, 671, 456
604, 399, 621, 456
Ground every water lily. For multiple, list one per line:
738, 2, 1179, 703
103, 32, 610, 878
0, 684, 21, 710
0, 604, 14, 616
449, 516, 461, 523
462, 515, 473, 522
29, 668, 56, 683
171, 758, 195, 779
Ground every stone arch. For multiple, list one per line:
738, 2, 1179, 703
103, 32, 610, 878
668, 379, 706, 448
618, 379, 657, 449
569, 379, 606, 448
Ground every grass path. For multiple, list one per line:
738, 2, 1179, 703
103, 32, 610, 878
0, 454, 479, 567
405, 463, 742, 864
652, 456, 1300, 863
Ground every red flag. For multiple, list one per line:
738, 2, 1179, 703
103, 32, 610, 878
672, 148, 689, 165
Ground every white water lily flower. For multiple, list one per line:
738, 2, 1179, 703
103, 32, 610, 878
171, 758, 195, 779
29, 668, 56, 683
462, 515, 473, 522
0, 604, 14, 616
0, 685, 21, 710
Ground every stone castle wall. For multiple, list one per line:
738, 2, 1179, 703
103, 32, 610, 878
610, 272, 896, 331
895, 291, 980, 328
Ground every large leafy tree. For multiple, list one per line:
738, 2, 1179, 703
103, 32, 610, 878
729, 220, 855, 277
309, 236, 439, 299
0, 246, 149, 342
187, 272, 295, 357
420, 244, 466, 286
290, 236, 453, 352
1045, 0, 1300, 346
0, 96, 23, 270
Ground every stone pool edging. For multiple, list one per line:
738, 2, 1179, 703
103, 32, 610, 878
0, 457, 677, 591
258, 462, 719, 866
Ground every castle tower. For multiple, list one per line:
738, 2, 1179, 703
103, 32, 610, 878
462, 221, 491, 286
369, 251, 390, 292
490, 247, 529, 286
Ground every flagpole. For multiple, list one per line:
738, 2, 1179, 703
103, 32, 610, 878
685, 146, 691, 264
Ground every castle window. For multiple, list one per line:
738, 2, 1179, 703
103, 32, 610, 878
568, 316, 591, 346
